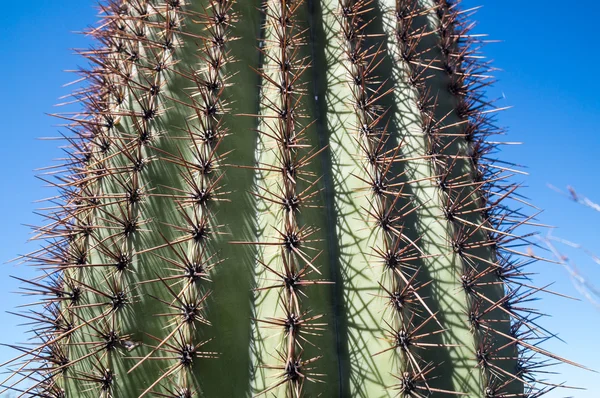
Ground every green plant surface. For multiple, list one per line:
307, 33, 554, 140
2, 1, 585, 397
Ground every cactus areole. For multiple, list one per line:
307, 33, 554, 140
3, 1, 581, 397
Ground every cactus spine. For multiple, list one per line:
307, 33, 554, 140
4, 1, 582, 397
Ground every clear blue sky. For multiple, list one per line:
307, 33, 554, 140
0, 1, 598, 396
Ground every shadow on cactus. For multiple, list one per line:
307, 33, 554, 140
1, 0, 589, 397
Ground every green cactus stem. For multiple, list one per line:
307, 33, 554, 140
3, 1, 585, 397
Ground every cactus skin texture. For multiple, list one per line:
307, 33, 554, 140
3, 1, 585, 397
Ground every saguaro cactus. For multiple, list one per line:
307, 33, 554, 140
4, 1, 581, 397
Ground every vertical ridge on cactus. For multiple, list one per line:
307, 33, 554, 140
3, 1, 585, 397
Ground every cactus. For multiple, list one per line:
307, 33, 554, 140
3, 1, 583, 397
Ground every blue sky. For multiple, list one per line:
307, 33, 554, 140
0, 1, 598, 396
